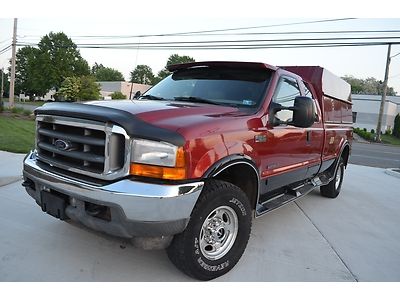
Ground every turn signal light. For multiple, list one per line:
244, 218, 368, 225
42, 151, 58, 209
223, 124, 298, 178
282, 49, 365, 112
130, 163, 186, 180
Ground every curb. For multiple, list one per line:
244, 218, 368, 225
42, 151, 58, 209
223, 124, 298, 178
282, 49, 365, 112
385, 168, 400, 179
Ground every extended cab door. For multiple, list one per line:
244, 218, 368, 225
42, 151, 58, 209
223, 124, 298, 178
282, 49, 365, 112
259, 75, 322, 194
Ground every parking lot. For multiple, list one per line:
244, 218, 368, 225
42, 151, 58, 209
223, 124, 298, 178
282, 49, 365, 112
0, 149, 400, 281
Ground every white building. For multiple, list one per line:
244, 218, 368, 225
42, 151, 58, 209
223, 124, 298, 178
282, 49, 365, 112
352, 94, 400, 132
97, 82, 152, 99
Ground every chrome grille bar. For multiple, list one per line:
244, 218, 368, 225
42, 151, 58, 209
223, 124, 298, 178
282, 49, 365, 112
35, 115, 131, 180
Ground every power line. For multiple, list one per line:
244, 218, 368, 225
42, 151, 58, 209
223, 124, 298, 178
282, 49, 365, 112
19, 29, 400, 40
17, 41, 400, 50
0, 44, 12, 55
17, 35, 400, 49
17, 18, 357, 40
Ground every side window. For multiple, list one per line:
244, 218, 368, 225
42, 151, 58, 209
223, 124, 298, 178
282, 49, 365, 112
273, 77, 301, 123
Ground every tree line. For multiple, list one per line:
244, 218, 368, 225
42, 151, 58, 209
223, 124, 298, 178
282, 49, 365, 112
3, 31, 397, 101
7, 31, 195, 101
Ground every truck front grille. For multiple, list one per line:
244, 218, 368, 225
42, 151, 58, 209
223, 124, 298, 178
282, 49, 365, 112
35, 115, 130, 180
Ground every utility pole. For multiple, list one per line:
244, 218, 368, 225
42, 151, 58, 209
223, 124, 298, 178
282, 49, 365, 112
9, 18, 17, 109
376, 43, 391, 142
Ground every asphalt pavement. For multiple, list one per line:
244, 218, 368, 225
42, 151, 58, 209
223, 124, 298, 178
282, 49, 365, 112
350, 141, 400, 169
0, 151, 399, 281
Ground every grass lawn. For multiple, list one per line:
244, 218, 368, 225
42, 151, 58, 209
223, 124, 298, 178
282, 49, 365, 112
381, 134, 400, 146
0, 114, 35, 153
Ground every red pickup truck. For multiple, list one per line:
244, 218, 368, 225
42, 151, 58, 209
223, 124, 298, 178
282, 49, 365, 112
23, 61, 352, 280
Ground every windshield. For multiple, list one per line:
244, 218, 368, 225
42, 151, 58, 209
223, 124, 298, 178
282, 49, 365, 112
141, 67, 272, 108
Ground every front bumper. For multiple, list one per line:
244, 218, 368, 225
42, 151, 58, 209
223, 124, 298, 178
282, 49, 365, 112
23, 151, 203, 239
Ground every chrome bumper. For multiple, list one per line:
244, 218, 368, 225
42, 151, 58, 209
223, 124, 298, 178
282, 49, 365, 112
23, 151, 204, 239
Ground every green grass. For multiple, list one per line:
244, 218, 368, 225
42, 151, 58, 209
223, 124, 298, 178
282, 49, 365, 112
0, 115, 35, 153
381, 134, 400, 146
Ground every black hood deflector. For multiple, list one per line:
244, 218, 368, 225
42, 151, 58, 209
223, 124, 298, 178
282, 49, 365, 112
35, 102, 185, 146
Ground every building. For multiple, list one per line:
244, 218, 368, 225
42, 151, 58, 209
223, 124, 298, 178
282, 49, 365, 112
97, 82, 152, 99
352, 94, 400, 132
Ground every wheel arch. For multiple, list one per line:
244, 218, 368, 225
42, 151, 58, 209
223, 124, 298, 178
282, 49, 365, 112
202, 155, 260, 210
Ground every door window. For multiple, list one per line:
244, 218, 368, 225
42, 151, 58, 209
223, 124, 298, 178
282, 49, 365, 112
273, 77, 301, 123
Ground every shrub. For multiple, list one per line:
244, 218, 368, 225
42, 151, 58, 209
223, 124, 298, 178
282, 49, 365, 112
363, 128, 367, 132
370, 129, 375, 134
110, 91, 126, 100
393, 114, 400, 138
385, 128, 392, 135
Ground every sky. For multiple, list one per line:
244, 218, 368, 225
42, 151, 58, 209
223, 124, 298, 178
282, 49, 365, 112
1, 1, 400, 94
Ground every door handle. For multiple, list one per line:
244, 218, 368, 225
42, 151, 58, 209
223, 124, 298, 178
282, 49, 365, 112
306, 131, 311, 143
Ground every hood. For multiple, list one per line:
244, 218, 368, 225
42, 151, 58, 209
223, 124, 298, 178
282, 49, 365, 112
87, 100, 244, 131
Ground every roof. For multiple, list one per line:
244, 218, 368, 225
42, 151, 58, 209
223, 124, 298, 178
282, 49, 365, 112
351, 94, 400, 105
167, 61, 278, 72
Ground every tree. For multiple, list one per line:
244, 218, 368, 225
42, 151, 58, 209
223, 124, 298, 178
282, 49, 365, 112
37, 32, 90, 91
1, 69, 10, 98
92, 63, 125, 81
13, 32, 90, 98
130, 65, 154, 84
57, 75, 100, 101
393, 114, 400, 138
154, 54, 195, 83
57, 77, 81, 101
110, 91, 126, 99
78, 76, 101, 100
342, 75, 397, 96
13, 46, 48, 98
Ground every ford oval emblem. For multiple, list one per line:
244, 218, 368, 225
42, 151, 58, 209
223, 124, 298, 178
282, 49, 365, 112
54, 139, 70, 151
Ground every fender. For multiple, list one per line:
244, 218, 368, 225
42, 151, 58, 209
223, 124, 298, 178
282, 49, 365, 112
202, 154, 261, 207
322, 141, 351, 184
203, 154, 259, 179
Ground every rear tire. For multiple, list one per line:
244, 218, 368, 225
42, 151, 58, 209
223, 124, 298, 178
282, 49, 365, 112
320, 157, 345, 198
167, 179, 252, 281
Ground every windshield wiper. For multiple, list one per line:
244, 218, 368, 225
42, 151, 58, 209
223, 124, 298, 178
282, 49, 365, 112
174, 96, 236, 107
139, 94, 166, 100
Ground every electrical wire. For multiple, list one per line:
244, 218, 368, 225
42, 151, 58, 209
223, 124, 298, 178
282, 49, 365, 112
16, 18, 358, 39
0, 44, 12, 55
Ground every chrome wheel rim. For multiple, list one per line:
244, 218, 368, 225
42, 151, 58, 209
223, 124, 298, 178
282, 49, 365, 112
335, 165, 342, 190
199, 205, 239, 261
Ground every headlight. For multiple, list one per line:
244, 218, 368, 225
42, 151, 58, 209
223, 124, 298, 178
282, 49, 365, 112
131, 139, 178, 167
130, 139, 186, 180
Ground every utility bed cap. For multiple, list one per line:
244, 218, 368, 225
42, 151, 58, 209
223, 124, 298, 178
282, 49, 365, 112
281, 66, 351, 102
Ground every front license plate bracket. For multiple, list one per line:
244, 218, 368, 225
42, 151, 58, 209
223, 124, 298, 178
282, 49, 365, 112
40, 190, 69, 220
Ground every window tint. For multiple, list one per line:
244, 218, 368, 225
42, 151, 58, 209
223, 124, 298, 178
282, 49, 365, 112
273, 77, 300, 123
142, 67, 272, 108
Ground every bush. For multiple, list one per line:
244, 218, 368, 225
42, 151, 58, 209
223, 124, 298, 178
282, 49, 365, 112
370, 129, 375, 134
363, 128, 367, 132
110, 91, 126, 100
385, 128, 392, 135
393, 114, 400, 138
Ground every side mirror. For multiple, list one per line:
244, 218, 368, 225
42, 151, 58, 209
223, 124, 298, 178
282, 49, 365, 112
269, 96, 315, 128
290, 96, 315, 128
133, 91, 141, 99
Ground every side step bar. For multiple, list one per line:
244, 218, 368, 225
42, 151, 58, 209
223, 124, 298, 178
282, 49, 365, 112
256, 181, 317, 217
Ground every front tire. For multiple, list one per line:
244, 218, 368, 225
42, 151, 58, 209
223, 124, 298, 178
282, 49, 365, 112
320, 157, 345, 198
167, 180, 252, 281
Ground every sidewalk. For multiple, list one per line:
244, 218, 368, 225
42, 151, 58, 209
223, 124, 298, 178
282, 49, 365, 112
0, 151, 26, 186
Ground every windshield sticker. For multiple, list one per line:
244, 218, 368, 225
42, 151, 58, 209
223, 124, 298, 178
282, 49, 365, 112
242, 100, 255, 106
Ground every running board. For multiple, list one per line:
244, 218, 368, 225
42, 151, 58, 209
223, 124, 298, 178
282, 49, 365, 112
256, 181, 317, 217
